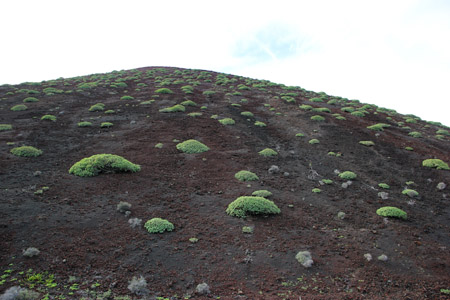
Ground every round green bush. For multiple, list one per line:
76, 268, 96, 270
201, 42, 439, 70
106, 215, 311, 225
219, 118, 235, 125
235, 170, 259, 182
310, 115, 325, 121
258, 148, 278, 157
41, 114, 56, 121
378, 183, 390, 189
144, 218, 174, 233
180, 100, 197, 107
10, 146, 42, 157
11, 104, 27, 111
376, 206, 407, 220
23, 97, 39, 103
120, 95, 134, 100
159, 104, 186, 113
308, 139, 320, 144
155, 88, 173, 94
89, 103, 105, 112
422, 159, 449, 170
252, 190, 272, 198
359, 141, 375, 146
402, 189, 419, 197
176, 139, 210, 154
101, 122, 113, 128
226, 196, 280, 218
241, 111, 254, 117
78, 121, 92, 127
69, 154, 141, 177
254, 121, 266, 127
0, 124, 13, 131
338, 171, 357, 180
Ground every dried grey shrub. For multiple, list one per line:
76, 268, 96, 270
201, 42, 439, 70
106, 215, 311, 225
378, 192, 389, 200
0, 286, 39, 300
364, 253, 372, 261
337, 212, 346, 220
196, 283, 210, 295
117, 201, 132, 214
268, 165, 280, 174
127, 276, 149, 296
128, 218, 142, 228
22, 247, 40, 258
295, 251, 313, 268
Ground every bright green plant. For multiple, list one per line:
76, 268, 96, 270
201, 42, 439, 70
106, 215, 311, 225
226, 196, 280, 218
309, 139, 319, 144
436, 129, 450, 136
144, 218, 174, 233
11, 104, 27, 111
254, 121, 266, 127
422, 159, 449, 170
402, 189, 419, 197
235, 170, 259, 181
351, 111, 366, 117
242, 226, 253, 234
258, 148, 278, 157
23, 97, 39, 102
359, 141, 375, 146
408, 131, 422, 138
341, 107, 355, 113
140, 100, 155, 105
299, 104, 313, 111
89, 103, 105, 112
120, 95, 134, 100
105, 109, 115, 114
405, 147, 414, 151
378, 183, 390, 189
376, 206, 407, 220
313, 107, 331, 113
159, 104, 186, 113
252, 190, 272, 198
10, 146, 43, 157
309, 97, 323, 102
69, 154, 141, 177
155, 143, 163, 149
295, 133, 305, 137
0, 124, 12, 131
155, 88, 173, 94
310, 115, 325, 121
203, 90, 216, 96
219, 118, 235, 125
322, 179, 333, 184
180, 100, 197, 106
338, 171, 357, 180
312, 188, 321, 193
176, 139, 210, 154
367, 123, 390, 131
101, 122, 113, 128
41, 114, 56, 121
78, 121, 92, 127
181, 85, 194, 94
188, 112, 202, 117
241, 111, 254, 117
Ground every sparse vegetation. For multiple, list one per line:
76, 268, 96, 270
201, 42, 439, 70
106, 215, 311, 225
159, 104, 186, 113
219, 118, 235, 125
78, 121, 92, 127
69, 154, 141, 177
180, 100, 197, 106
359, 141, 375, 146
155, 88, 173, 94
120, 95, 134, 100
101, 122, 113, 128
309, 139, 320, 144
402, 189, 419, 197
235, 170, 259, 181
378, 183, 390, 189
23, 97, 39, 102
241, 111, 254, 117
376, 206, 407, 220
258, 148, 278, 157
41, 114, 56, 121
0, 124, 12, 131
367, 123, 390, 131
176, 139, 210, 154
310, 115, 325, 122
144, 218, 174, 233
295, 251, 313, 268
89, 103, 105, 112
422, 159, 449, 170
11, 104, 27, 111
252, 190, 272, 198
254, 121, 266, 127
226, 196, 280, 218
408, 131, 422, 138
338, 171, 357, 180
312, 188, 322, 193
10, 146, 43, 157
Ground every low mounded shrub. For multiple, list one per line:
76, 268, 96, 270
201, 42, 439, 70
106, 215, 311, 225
376, 206, 407, 220
422, 159, 449, 170
309, 139, 320, 144
120, 95, 134, 100
78, 121, 92, 127
241, 111, 254, 117
408, 131, 422, 138
378, 183, 390, 189
23, 97, 39, 102
235, 170, 259, 181
10, 146, 42, 157
295, 251, 313, 268
41, 114, 56, 121
359, 141, 375, 146
155, 88, 173, 94
254, 121, 266, 127
176, 139, 209, 154
310, 115, 325, 122
0, 124, 13, 131
226, 196, 280, 218
219, 118, 235, 125
258, 148, 278, 157
101, 122, 113, 128
180, 100, 197, 106
69, 154, 141, 177
89, 103, 105, 112
402, 189, 419, 197
22, 247, 40, 257
252, 190, 272, 198
144, 218, 174, 233
367, 123, 390, 131
159, 104, 186, 113
11, 104, 27, 111
338, 171, 357, 180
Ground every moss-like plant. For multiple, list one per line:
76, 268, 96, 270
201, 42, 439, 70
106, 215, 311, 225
299, 104, 313, 111
254, 121, 266, 127
252, 190, 272, 198
176, 139, 210, 154
338, 171, 357, 180
187, 112, 202, 117
367, 123, 390, 131
235, 170, 259, 181
241, 111, 254, 117
105, 109, 115, 114
312, 188, 322, 193
11, 104, 27, 111
359, 141, 375, 146
378, 183, 390, 189
313, 107, 331, 113
422, 159, 449, 170
219, 118, 235, 125
0, 124, 13, 131
405, 146, 414, 151
41, 114, 56, 121
89, 103, 105, 112
322, 179, 333, 184
23, 97, 39, 103
242, 226, 253, 234
258, 148, 278, 157
341, 107, 355, 113
408, 131, 422, 138
436, 129, 450, 136
402, 189, 419, 197
180, 100, 197, 106
69, 154, 141, 177
310, 115, 325, 122
101, 122, 113, 128
120, 95, 134, 100
155, 88, 173, 94
309, 97, 323, 102
226, 196, 280, 218
309, 139, 319, 144
376, 206, 407, 220
10, 146, 43, 157
295, 133, 305, 137
140, 100, 155, 105
203, 90, 216, 96
78, 121, 92, 127
159, 104, 186, 113
144, 218, 174, 233
351, 111, 366, 117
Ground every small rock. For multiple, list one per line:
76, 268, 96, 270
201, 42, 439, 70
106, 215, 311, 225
33, 171, 42, 177
437, 182, 446, 190
196, 283, 210, 295
378, 254, 388, 261
295, 251, 313, 268
130, 120, 136, 125
364, 253, 372, 261
283, 172, 290, 177
341, 183, 349, 189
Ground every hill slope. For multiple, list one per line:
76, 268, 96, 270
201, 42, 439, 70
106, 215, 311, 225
0, 67, 449, 299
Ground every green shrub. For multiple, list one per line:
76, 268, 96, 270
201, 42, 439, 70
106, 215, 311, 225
235, 170, 259, 182
322, 179, 333, 184
78, 82, 98, 89
155, 88, 173, 94
226, 196, 280, 218
376, 206, 407, 220
187, 112, 202, 117
405, 118, 417, 123
203, 90, 216, 96
180, 100, 197, 106
408, 131, 422, 138
258, 148, 278, 157
144, 218, 174, 233
10, 146, 43, 157
105, 109, 115, 114
338, 171, 357, 180
351, 111, 365, 117
310, 115, 325, 121
341, 107, 355, 113
11, 104, 27, 111
359, 141, 375, 146
242, 226, 253, 234
367, 123, 390, 131
405, 146, 414, 151
140, 100, 155, 105
422, 159, 449, 170
335, 115, 347, 120
309, 97, 323, 102
69, 154, 140, 177
219, 118, 235, 125
299, 104, 313, 111
378, 183, 390, 189
78, 121, 92, 127
309, 139, 319, 144
312, 188, 322, 193
23, 97, 39, 102
101, 122, 113, 128
43, 87, 63, 94
0, 124, 13, 131
252, 190, 272, 198
295, 133, 305, 137
313, 107, 331, 113
402, 189, 419, 197
121, 95, 134, 100
254, 121, 266, 127
436, 129, 450, 136
89, 103, 105, 112
41, 114, 56, 121
181, 85, 194, 94
159, 104, 186, 113
241, 111, 254, 117
176, 139, 210, 154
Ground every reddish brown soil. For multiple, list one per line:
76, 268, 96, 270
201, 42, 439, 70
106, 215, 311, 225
0, 67, 449, 299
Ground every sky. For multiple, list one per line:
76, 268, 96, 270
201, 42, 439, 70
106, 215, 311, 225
1, 0, 449, 126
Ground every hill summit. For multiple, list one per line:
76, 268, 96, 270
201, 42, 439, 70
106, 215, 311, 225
0, 67, 449, 299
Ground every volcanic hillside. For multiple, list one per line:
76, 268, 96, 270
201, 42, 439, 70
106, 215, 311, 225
0, 67, 449, 300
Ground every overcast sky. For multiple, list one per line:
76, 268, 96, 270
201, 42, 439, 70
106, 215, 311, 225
1, 0, 449, 125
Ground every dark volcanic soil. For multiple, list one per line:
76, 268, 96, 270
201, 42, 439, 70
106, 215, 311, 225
0, 67, 449, 299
